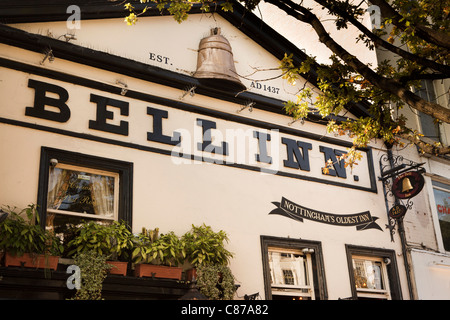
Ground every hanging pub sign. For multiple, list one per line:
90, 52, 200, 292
389, 204, 407, 219
269, 197, 382, 231
391, 171, 425, 199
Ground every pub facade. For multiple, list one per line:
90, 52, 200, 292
0, 1, 448, 300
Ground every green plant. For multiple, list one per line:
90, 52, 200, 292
69, 250, 112, 300
0, 204, 63, 257
132, 227, 186, 267
130, 227, 158, 264
196, 264, 236, 300
67, 220, 134, 261
182, 224, 233, 267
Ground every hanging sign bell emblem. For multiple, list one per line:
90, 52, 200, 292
392, 171, 425, 199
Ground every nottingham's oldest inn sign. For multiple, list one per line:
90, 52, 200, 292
269, 197, 382, 231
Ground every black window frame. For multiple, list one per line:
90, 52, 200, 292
345, 245, 402, 300
36, 147, 133, 228
260, 235, 328, 300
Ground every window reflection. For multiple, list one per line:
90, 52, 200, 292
47, 165, 116, 217
269, 251, 308, 287
268, 248, 315, 300
353, 259, 383, 290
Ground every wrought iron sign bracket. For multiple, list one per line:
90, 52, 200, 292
378, 153, 425, 241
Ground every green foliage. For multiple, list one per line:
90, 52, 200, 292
0, 204, 63, 257
131, 227, 186, 267
131, 224, 233, 267
196, 264, 236, 300
67, 220, 134, 261
122, 0, 258, 24
148, 231, 186, 266
119, 0, 449, 156
69, 250, 111, 300
385, 0, 449, 66
131, 227, 157, 264
182, 224, 233, 267
280, 49, 417, 168
279, 0, 449, 156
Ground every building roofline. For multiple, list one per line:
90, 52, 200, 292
0, 0, 372, 119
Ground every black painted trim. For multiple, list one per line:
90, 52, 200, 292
260, 235, 328, 300
345, 244, 403, 300
0, 57, 378, 193
37, 147, 133, 229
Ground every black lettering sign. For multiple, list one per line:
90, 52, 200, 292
149, 52, 171, 65
21, 80, 375, 187
320, 146, 347, 178
89, 94, 129, 136
25, 79, 71, 122
254, 131, 272, 164
282, 137, 312, 171
197, 118, 228, 155
269, 197, 382, 231
147, 107, 181, 145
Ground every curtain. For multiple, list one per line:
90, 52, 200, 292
47, 167, 71, 210
91, 175, 114, 217
48, 167, 115, 217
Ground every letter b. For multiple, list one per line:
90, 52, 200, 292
25, 79, 71, 122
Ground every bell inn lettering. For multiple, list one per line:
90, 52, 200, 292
19, 78, 375, 190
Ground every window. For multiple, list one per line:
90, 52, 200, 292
432, 180, 450, 252
282, 269, 295, 285
415, 80, 440, 142
47, 163, 119, 224
261, 236, 327, 300
346, 245, 402, 300
268, 248, 315, 300
37, 147, 133, 232
352, 256, 390, 299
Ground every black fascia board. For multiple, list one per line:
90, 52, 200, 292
0, 0, 371, 120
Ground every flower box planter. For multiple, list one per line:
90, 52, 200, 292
4, 252, 59, 270
186, 268, 197, 281
106, 261, 128, 276
134, 264, 182, 280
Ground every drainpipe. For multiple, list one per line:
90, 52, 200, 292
386, 148, 416, 300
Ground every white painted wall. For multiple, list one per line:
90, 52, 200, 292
410, 249, 450, 299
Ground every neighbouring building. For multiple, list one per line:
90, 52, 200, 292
0, 0, 448, 300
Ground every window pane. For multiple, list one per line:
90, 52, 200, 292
432, 183, 450, 251
353, 259, 384, 290
419, 112, 440, 140
269, 251, 308, 286
47, 167, 116, 217
415, 80, 440, 141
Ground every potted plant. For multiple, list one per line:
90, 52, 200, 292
196, 264, 236, 300
132, 227, 186, 280
67, 220, 134, 276
69, 249, 112, 300
182, 224, 233, 281
0, 204, 63, 270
